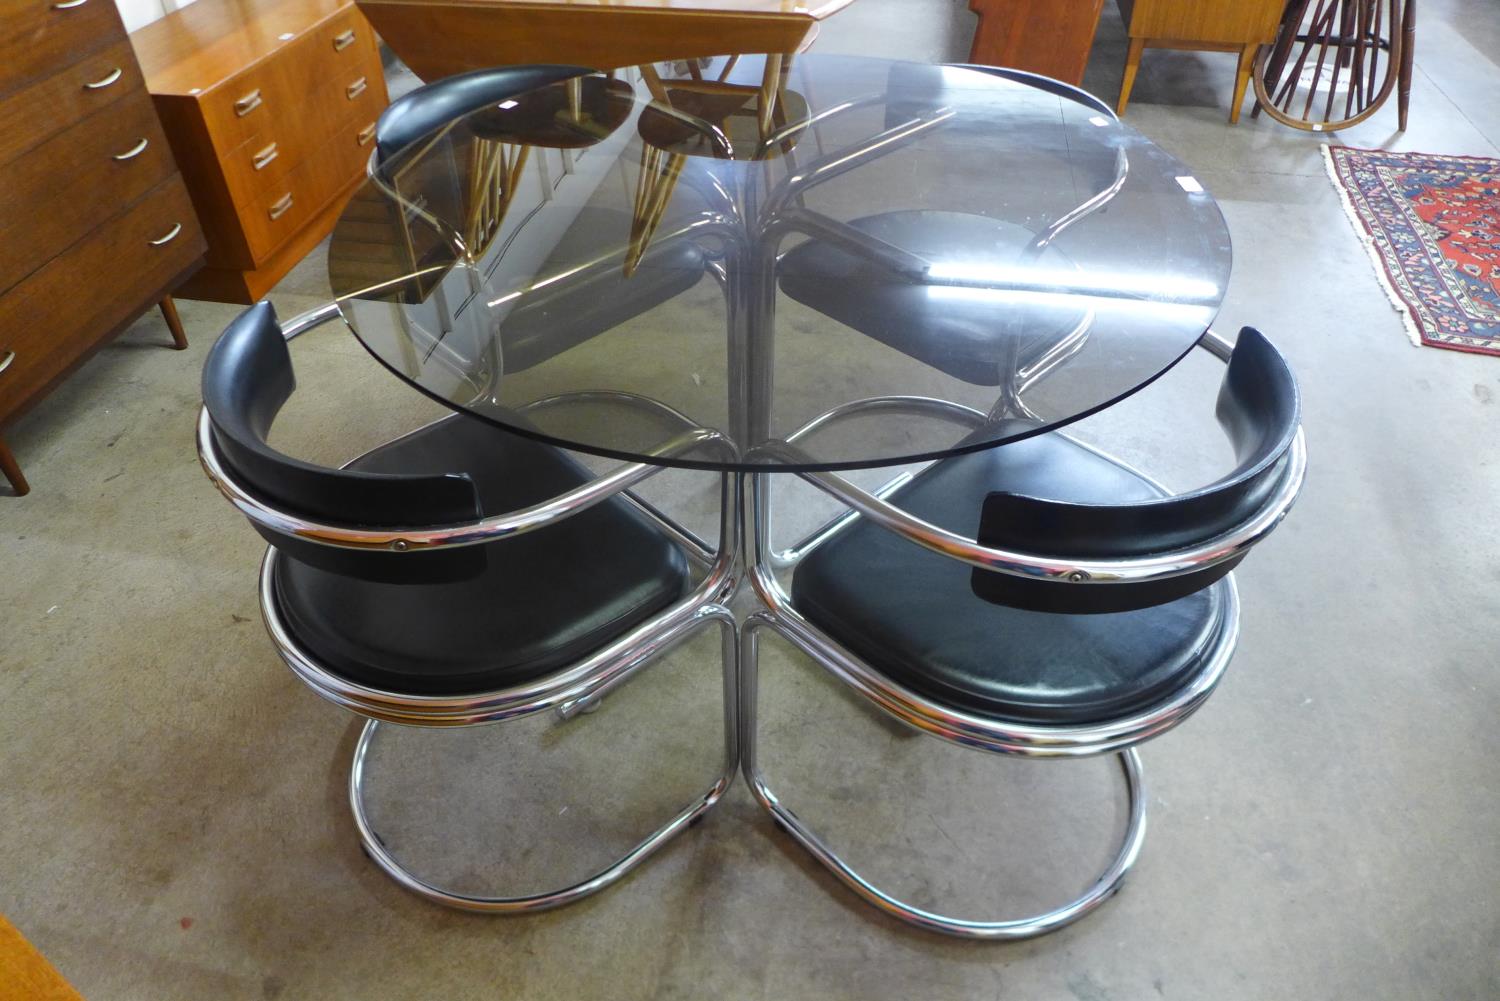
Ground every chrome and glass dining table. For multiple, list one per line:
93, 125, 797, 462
324, 51, 1232, 622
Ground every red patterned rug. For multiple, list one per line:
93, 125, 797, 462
1324, 146, 1500, 356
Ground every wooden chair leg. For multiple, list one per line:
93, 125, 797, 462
1118, 37, 1146, 116
1398, 0, 1416, 131
0, 435, 30, 497
159, 295, 188, 350
1230, 42, 1258, 124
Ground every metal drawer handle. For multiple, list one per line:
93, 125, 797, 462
332, 28, 355, 51
268, 193, 293, 220
356, 122, 376, 146
234, 89, 263, 117
52, 0, 88, 9
252, 142, 279, 170
84, 67, 122, 90
149, 223, 182, 246
346, 76, 367, 101
0, 350, 14, 376
112, 137, 149, 160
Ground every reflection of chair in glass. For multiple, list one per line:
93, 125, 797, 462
370, 67, 708, 373
743, 327, 1306, 938
777, 65, 1125, 421
197, 301, 738, 912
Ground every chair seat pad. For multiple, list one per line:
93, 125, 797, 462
791, 433, 1225, 724
500, 207, 705, 372
273, 416, 691, 696
778, 211, 1089, 387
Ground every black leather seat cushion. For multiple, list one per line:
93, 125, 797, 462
273, 415, 690, 696
791, 433, 1225, 724
778, 211, 1088, 387
499, 207, 705, 373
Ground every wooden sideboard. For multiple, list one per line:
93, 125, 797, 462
1116, 0, 1285, 121
131, 0, 390, 303
967, 0, 1107, 86
0, 0, 206, 497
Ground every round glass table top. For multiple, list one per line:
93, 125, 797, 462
330, 53, 1232, 472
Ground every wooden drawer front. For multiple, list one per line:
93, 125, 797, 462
198, 8, 383, 159
0, 0, 125, 98
0, 95, 175, 293
240, 111, 371, 260
218, 73, 384, 209
0, 40, 146, 168
0, 176, 202, 420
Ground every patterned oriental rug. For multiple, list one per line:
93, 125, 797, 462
1324, 146, 1500, 356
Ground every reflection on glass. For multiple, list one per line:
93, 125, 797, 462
328, 53, 1233, 471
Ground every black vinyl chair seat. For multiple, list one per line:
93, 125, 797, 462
272, 414, 691, 696
778, 210, 1088, 387
498, 206, 707, 373
791, 432, 1225, 724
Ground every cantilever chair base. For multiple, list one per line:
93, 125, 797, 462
741, 633, 1147, 939
260, 552, 739, 913
740, 601, 1215, 938
343, 607, 739, 914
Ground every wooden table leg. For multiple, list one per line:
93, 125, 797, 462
1118, 37, 1146, 116
0, 435, 30, 496
1230, 42, 1258, 123
159, 295, 188, 350
1398, 0, 1416, 131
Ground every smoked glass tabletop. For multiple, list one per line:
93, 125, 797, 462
330, 54, 1232, 472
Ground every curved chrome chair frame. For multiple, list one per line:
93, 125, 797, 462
198, 303, 742, 913
737, 329, 1304, 938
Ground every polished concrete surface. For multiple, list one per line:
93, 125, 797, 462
3, 2, 1499, 998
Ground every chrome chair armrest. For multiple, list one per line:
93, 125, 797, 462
282, 300, 344, 340
1023, 147, 1129, 259
198, 408, 733, 554
768, 427, 1306, 585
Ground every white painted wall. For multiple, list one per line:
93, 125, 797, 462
115, 0, 196, 33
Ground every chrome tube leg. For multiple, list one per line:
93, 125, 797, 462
349, 608, 739, 914
739, 612, 1149, 940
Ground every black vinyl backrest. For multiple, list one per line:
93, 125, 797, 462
202, 302, 485, 583
972, 327, 1301, 613
374, 65, 593, 163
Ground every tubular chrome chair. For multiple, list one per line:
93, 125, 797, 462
197, 300, 739, 913
369, 66, 709, 375
742, 327, 1306, 938
777, 64, 1123, 416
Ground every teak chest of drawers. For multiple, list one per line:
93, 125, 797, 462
0, 0, 206, 497
131, 0, 390, 303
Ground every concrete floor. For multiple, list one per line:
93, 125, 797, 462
3, 2, 1499, 998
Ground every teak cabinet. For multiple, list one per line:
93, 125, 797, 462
131, 0, 390, 303
0, 0, 206, 497
966, 0, 1107, 86
1116, 0, 1286, 121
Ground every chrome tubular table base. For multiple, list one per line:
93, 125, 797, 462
343, 609, 739, 914
738, 615, 1148, 940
